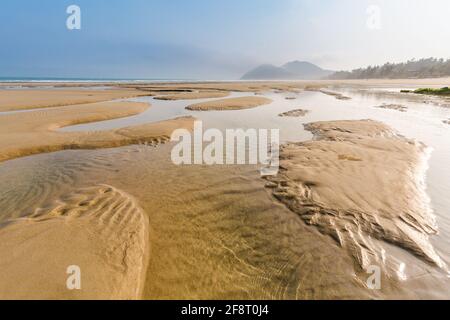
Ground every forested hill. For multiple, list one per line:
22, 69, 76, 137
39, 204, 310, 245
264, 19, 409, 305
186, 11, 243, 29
329, 58, 450, 79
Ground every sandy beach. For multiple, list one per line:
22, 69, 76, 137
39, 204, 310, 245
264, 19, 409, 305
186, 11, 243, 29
1, 80, 450, 300
0, 88, 149, 112
4, 0, 450, 307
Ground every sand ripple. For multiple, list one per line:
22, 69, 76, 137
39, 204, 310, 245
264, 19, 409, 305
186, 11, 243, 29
0, 184, 149, 299
265, 120, 447, 274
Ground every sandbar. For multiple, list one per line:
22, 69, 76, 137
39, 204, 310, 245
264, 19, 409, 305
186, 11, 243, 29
375, 103, 408, 112
154, 91, 229, 100
279, 109, 310, 117
186, 96, 272, 111
0, 88, 149, 112
0, 100, 195, 162
265, 120, 446, 272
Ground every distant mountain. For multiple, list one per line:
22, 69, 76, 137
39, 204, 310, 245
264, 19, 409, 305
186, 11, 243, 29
282, 61, 333, 79
241, 61, 334, 80
241, 64, 295, 80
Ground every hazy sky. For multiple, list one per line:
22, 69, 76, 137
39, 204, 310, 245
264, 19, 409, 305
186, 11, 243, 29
1, 0, 450, 79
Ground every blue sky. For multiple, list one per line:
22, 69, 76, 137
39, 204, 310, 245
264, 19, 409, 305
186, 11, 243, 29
1, 0, 450, 79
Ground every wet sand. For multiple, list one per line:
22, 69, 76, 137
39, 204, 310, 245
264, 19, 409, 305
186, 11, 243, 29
1, 139, 447, 300
0, 145, 375, 300
0, 88, 149, 112
0, 100, 194, 162
3, 77, 450, 92
0, 185, 149, 300
265, 120, 446, 272
375, 104, 408, 112
154, 91, 230, 100
308, 89, 352, 100
1, 80, 450, 300
279, 109, 310, 117
186, 96, 272, 111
